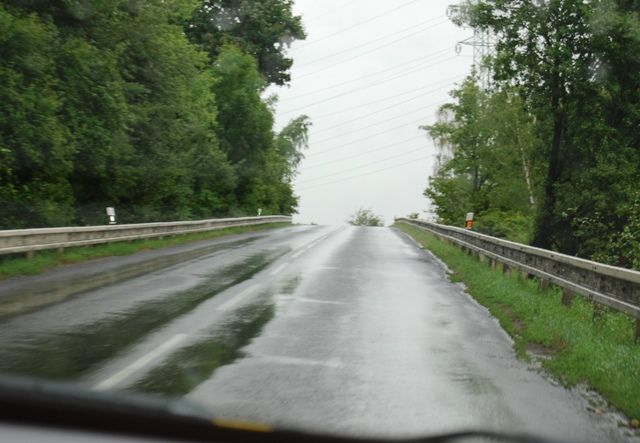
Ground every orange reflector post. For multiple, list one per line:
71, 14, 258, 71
465, 212, 474, 230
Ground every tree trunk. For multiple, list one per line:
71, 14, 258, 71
514, 131, 536, 208
520, 152, 536, 208
532, 88, 563, 249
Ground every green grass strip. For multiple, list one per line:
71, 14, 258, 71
395, 222, 640, 422
0, 222, 291, 281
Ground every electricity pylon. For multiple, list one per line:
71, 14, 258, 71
447, 2, 494, 89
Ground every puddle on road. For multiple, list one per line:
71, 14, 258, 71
447, 367, 523, 430
0, 249, 286, 380
0, 236, 265, 320
448, 369, 501, 397
131, 300, 275, 396
280, 274, 302, 295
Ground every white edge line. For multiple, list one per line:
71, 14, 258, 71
217, 284, 259, 311
298, 297, 344, 305
93, 333, 188, 391
269, 262, 289, 276
291, 249, 305, 259
291, 233, 331, 258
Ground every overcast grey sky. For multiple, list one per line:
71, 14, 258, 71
269, 0, 473, 225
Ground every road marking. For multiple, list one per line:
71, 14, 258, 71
291, 234, 329, 258
297, 297, 345, 305
291, 242, 317, 258
300, 266, 342, 273
400, 232, 424, 250
93, 333, 187, 391
269, 262, 289, 276
217, 284, 259, 311
251, 353, 343, 369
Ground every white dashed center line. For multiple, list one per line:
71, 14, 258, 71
217, 284, 259, 311
93, 333, 187, 391
269, 262, 289, 276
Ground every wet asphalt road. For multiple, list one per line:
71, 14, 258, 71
0, 225, 635, 442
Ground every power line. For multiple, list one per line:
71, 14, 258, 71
294, 16, 445, 69
308, 97, 452, 151
280, 47, 451, 103
306, 117, 431, 158
310, 76, 452, 122
296, 156, 431, 191
309, 78, 458, 135
292, 19, 449, 80
302, 136, 423, 170
301, 2, 360, 24
293, 0, 424, 51
296, 18, 447, 70
297, 147, 429, 185
280, 55, 459, 116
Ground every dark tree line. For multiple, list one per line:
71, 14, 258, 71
425, 0, 640, 268
0, 0, 308, 228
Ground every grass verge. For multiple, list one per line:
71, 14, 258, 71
0, 222, 291, 281
395, 222, 640, 423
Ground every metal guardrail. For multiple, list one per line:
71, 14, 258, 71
397, 218, 640, 330
0, 216, 291, 257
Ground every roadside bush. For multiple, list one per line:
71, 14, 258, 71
348, 208, 384, 227
474, 209, 534, 244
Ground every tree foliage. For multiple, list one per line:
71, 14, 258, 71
348, 208, 384, 227
0, 0, 307, 228
424, 77, 540, 242
428, 0, 640, 268
186, 0, 305, 86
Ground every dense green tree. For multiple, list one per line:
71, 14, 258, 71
211, 45, 275, 211
0, 5, 75, 227
107, 1, 236, 222
0, 1, 308, 228
564, 0, 640, 265
460, 0, 595, 250
186, 0, 305, 85
274, 115, 311, 176
424, 77, 540, 240
432, 0, 640, 267
423, 78, 488, 224
249, 114, 311, 215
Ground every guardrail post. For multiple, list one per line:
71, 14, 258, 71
561, 288, 576, 306
592, 304, 605, 323
503, 263, 512, 276
26, 250, 34, 260
490, 258, 497, 270
636, 319, 640, 342
538, 278, 550, 293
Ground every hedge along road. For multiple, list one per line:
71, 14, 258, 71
0, 225, 634, 442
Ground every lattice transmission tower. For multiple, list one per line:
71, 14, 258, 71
447, 2, 494, 89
